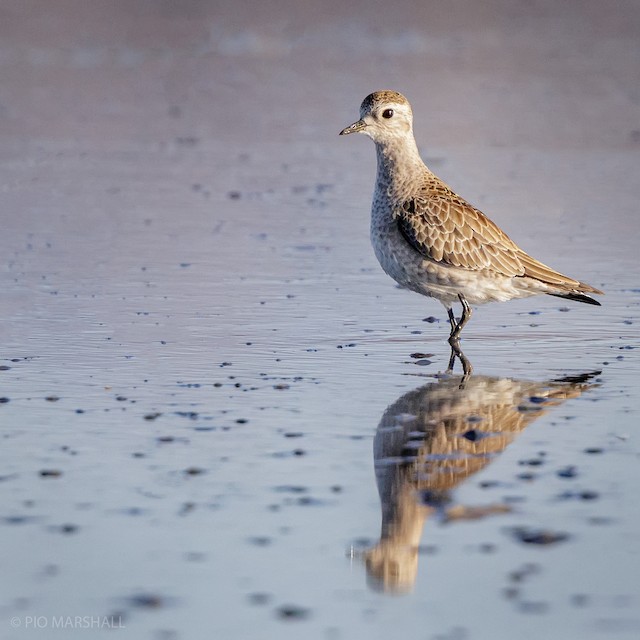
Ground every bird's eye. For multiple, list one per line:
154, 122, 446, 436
382, 108, 394, 119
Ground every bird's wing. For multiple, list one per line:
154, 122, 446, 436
517, 252, 583, 287
395, 180, 526, 277
395, 177, 591, 289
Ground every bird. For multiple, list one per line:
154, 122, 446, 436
340, 90, 603, 361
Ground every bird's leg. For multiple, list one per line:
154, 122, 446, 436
446, 346, 457, 373
447, 307, 457, 334
445, 307, 459, 374
444, 342, 473, 382
445, 295, 473, 382
449, 342, 473, 381
448, 294, 473, 342
445, 344, 473, 381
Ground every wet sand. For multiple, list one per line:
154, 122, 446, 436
1, 1, 639, 639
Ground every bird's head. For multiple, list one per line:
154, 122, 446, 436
340, 90, 414, 144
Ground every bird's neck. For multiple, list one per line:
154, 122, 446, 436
374, 134, 428, 200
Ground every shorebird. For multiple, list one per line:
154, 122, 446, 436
340, 91, 602, 361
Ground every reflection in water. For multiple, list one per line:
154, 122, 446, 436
363, 371, 600, 593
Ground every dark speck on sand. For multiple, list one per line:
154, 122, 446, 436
510, 527, 570, 546
276, 605, 311, 621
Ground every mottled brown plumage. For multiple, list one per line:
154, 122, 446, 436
340, 91, 603, 348
396, 177, 600, 290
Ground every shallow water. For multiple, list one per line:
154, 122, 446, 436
2, 3, 640, 639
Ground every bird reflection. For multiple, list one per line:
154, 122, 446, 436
362, 369, 600, 593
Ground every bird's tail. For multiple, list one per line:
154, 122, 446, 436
518, 252, 603, 306
548, 291, 601, 306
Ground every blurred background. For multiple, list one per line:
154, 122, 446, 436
3, 0, 639, 149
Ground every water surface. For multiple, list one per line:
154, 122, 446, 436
1, 3, 639, 639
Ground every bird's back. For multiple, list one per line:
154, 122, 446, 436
387, 170, 603, 303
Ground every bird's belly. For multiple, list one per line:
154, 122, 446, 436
370, 220, 537, 306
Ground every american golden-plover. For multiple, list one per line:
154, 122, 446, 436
340, 90, 602, 361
